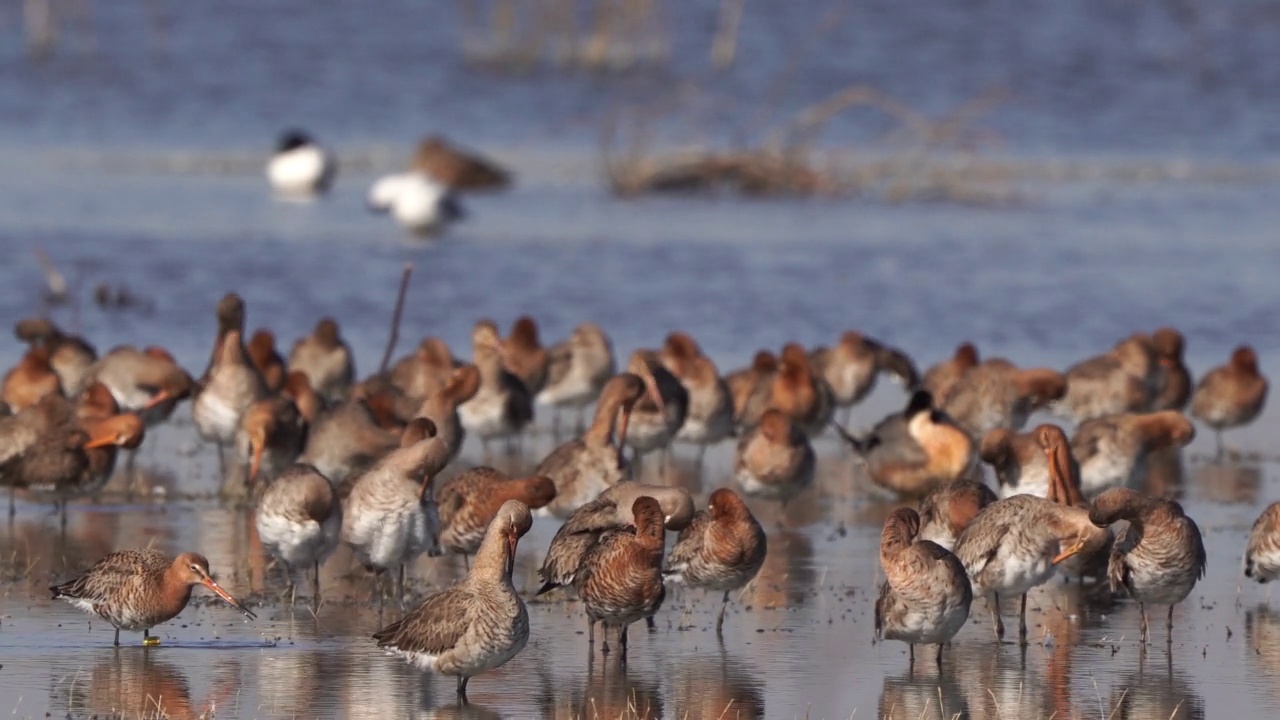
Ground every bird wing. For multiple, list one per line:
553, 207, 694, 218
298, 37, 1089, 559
52, 549, 162, 601
373, 587, 471, 654
664, 511, 711, 572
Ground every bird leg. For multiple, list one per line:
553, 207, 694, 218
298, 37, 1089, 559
1139, 603, 1149, 644
1166, 605, 1174, 645
716, 590, 730, 635
463, 554, 471, 572
7, 486, 14, 520
646, 614, 656, 632
312, 561, 321, 609
1214, 430, 1224, 462
1019, 594, 1028, 646
600, 624, 611, 656
114, 628, 121, 647
621, 624, 629, 654
908, 643, 915, 672
588, 617, 595, 646
397, 563, 407, 611
456, 675, 468, 705
989, 595, 1004, 642
935, 643, 944, 668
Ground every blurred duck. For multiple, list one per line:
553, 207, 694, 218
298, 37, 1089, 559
0, 394, 86, 514
574, 496, 667, 655
367, 172, 464, 237
939, 359, 1066, 438
755, 343, 835, 437
1071, 411, 1194, 496
835, 391, 976, 499
254, 463, 341, 605
954, 493, 1108, 644
535, 373, 649, 517
14, 317, 97, 396
1040, 424, 1112, 582
235, 396, 307, 491
916, 478, 996, 552
921, 343, 979, 403
437, 467, 555, 566
341, 418, 447, 605
1190, 345, 1268, 457
1244, 502, 1280, 591
664, 488, 767, 634
503, 316, 549, 397
621, 351, 686, 465
732, 408, 815, 505
412, 135, 512, 191
983, 420, 1075, 499
193, 294, 269, 458
391, 337, 460, 403
536, 322, 616, 431
282, 371, 324, 426
458, 320, 533, 455
372, 500, 531, 704
1149, 327, 1192, 411
266, 129, 335, 199
1089, 488, 1206, 645
298, 390, 402, 487
809, 331, 919, 425
538, 482, 694, 599
27, 408, 145, 525
1052, 334, 1158, 423
658, 332, 734, 458
415, 365, 482, 466
247, 330, 287, 393
725, 350, 777, 430
288, 317, 354, 403
83, 346, 196, 426
874, 508, 971, 668
2, 346, 62, 412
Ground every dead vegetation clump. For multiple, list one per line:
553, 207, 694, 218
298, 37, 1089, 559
602, 84, 1017, 205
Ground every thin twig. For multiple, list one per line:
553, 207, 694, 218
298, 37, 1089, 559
378, 263, 413, 374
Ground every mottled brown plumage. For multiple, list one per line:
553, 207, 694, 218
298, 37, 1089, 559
536, 373, 649, 517
916, 479, 997, 552
664, 489, 767, 633
2, 346, 62, 412
538, 482, 694, 595
14, 317, 97, 396
411, 135, 512, 191
416, 364, 481, 466
874, 508, 971, 667
921, 343, 979, 403
50, 549, 254, 646
757, 343, 834, 437
1190, 345, 1267, 456
504, 316, 549, 397
1149, 327, 1191, 411
458, 320, 533, 450
438, 467, 556, 558
299, 397, 400, 488
725, 350, 778, 430
1071, 410, 1194, 496
1244, 502, 1280, 586
255, 463, 342, 604
288, 317, 354, 403
574, 496, 667, 655
658, 332, 734, 450
733, 408, 814, 504
1090, 488, 1206, 645
373, 500, 531, 702
810, 331, 919, 420
1052, 334, 1157, 423
247, 329, 287, 393
940, 358, 1066, 438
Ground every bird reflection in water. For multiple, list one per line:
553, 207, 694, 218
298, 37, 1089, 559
1191, 460, 1261, 506
1245, 607, 1280, 680
53, 652, 237, 718
1107, 654, 1206, 720
537, 652, 663, 719
744, 527, 814, 613
1141, 446, 1188, 499
877, 664, 969, 720
669, 648, 765, 719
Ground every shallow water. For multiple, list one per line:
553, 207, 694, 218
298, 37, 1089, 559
3, 1, 1280, 718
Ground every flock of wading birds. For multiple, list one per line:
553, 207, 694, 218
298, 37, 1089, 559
1, 296, 1278, 700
